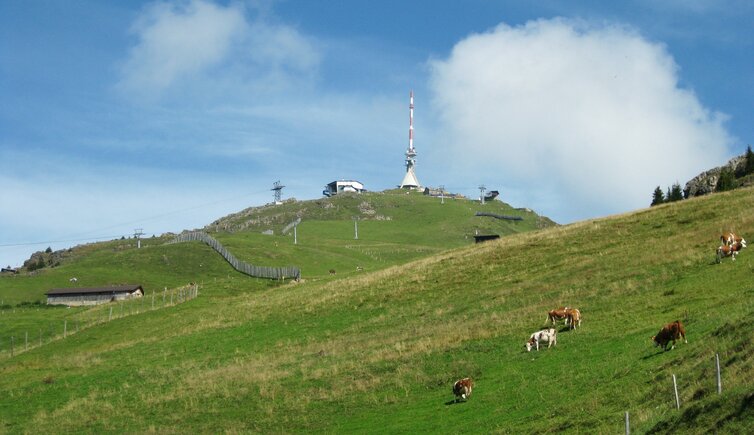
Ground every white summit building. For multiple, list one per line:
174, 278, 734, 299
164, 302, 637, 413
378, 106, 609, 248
400, 90, 421, 190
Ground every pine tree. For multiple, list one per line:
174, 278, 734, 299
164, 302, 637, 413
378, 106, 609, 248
651, 186, 665, 206
745, 145, 754, 176
716, 167, 736, 192
668, 182, 684, 202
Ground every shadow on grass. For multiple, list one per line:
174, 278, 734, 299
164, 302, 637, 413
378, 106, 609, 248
445, 399, 467, 406
640, 350, 666, 360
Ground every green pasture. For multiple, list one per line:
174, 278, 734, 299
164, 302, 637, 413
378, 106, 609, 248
1, 188, 754, 433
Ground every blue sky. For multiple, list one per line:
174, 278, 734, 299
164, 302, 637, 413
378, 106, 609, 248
1, 0, 752, 267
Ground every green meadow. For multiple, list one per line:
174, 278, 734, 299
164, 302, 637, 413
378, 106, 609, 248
1, 188, 753, 433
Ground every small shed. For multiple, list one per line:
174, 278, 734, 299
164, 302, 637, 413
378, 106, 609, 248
46, 284, 144, 306
474, 234, 500, 243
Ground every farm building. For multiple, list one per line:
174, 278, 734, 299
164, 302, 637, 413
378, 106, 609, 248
46, 284, 144, 306
322, 180, 365, 197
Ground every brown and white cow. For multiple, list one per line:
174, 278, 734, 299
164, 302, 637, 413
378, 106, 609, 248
565, 307, 582, 330
546, 307, 569, 325
452, 377, 474, 402
721, 232, 747, 248
717, 242, 745, 262
525, 328, 557, 351
652, 320, 687, 351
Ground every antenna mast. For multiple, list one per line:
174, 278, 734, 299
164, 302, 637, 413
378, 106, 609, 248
479, 185, 486, 205
272, 180, 285, 205
399, 90, 421, 189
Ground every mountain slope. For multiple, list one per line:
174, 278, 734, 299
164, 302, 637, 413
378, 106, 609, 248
1, 188, 753, 433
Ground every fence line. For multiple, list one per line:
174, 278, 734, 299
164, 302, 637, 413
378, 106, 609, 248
169, 231, 300, 280
1, 284, 199, 360
625, 352, 726, 431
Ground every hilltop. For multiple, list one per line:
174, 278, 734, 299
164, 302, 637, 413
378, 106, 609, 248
2, 190, 554, 302
1, 187, 753, 433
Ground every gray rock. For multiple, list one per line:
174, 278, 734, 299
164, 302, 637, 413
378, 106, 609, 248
684, 155, 745, 198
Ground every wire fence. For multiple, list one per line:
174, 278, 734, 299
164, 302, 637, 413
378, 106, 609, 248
0, 283, 199, 360
624, 352, 726, 433
169, 231, 300, 280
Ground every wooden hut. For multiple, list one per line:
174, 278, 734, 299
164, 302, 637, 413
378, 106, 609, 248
46, 284, 144, 306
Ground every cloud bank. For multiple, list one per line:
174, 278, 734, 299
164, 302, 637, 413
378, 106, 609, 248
117, 0, 320, 99
428, 19, 732, 222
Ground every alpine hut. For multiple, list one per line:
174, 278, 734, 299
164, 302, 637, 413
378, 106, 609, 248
46, 284, 144, 306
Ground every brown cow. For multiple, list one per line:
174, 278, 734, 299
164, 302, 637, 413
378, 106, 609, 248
721, 232, 747, 248
546, 307, 569, 325
565, 307, 582, 330
452, 378, 474, 402
717, 242, 745, 262
652, 320, 687, 351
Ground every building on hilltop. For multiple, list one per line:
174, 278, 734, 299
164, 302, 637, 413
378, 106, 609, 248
46, 284, 144, 306
399, 90, 421, 190
323, 180, 365, 197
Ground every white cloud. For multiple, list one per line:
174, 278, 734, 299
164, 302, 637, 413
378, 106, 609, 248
428, 18, 733, 222
116, 0, 320, 99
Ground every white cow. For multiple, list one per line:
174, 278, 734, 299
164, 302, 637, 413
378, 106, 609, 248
525, 328, 557, 352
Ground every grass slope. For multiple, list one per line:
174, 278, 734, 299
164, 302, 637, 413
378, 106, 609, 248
208, 190, 553, 278
1, 188, 754, 433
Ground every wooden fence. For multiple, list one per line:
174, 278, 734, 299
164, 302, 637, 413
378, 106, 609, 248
169, 231, 300, 280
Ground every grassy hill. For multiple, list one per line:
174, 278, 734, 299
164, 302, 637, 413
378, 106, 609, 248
1, 188, 753, 433
0, 191, 550, 306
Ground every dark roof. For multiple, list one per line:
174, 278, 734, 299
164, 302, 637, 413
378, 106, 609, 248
46, 284, 144, 296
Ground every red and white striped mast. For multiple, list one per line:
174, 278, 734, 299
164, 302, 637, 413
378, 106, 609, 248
400, 90, 420, 189
408, 90, 415, 154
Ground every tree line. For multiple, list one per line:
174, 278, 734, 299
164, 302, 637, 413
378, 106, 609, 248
651, 145, 754, 206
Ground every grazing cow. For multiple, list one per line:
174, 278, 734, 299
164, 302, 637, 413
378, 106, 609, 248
546, 307, 569, 326
452, 378, 474, 402
525, 328, 557, 352
69, 277, 78, 283
652, 320, 687, 351
329, 269, 336, 275
565, 307, 582, 330
717, 242, 745, 262
721, 232, 747, 248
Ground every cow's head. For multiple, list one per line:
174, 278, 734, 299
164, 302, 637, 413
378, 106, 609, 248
741, 238, 748, 248
651, 335, 660, 347
525, 338, 535, 352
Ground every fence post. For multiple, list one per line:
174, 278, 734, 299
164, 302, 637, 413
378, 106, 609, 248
64, 320, 67, 338
109, 306, 113, 321
625, 411, 630, 435
715, 353, 722, 394
672, 374, 680, 409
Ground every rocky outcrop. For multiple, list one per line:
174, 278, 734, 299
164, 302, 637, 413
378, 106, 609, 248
684, 155, 745, 198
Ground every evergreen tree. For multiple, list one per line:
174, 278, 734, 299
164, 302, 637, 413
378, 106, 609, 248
745, 145, 754, 176
716, 167, 736, 192
651, 186, 665, 206
668, 182, 684, 202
